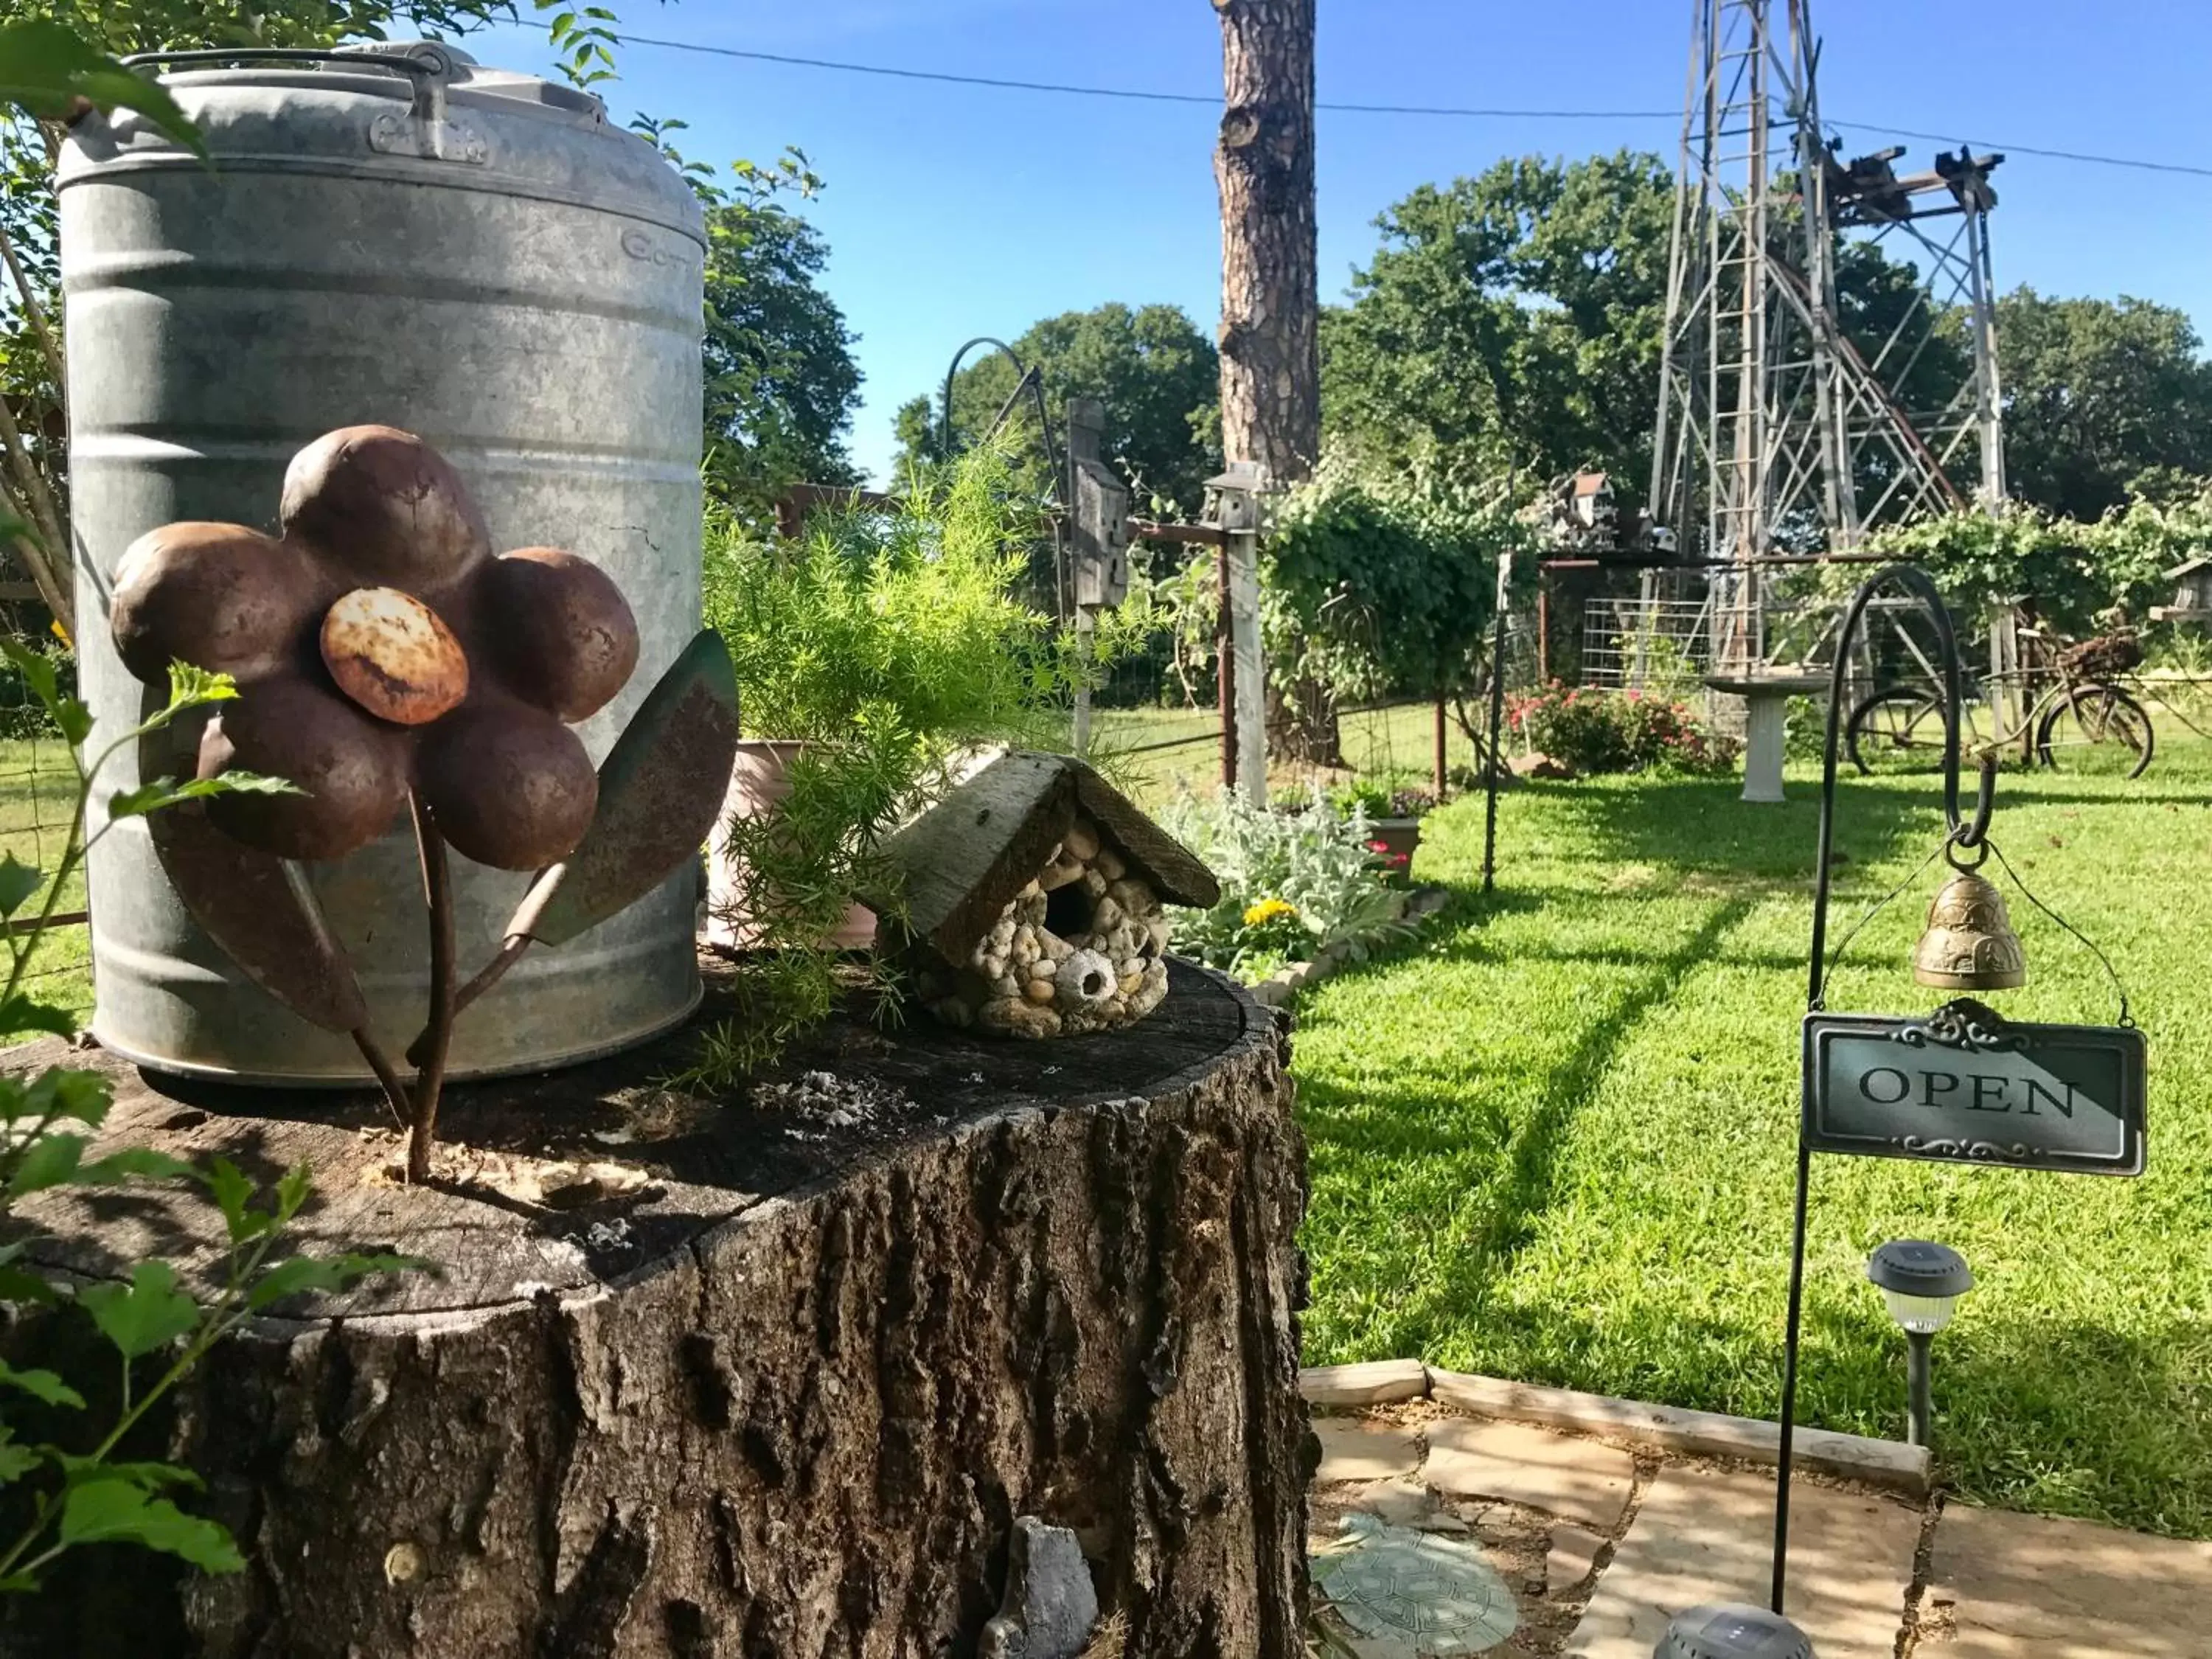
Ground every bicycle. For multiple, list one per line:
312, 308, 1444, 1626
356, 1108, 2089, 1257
1844, 621, 2156, 779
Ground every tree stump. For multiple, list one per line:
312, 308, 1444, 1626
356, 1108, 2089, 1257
0, 961, 1310, 1658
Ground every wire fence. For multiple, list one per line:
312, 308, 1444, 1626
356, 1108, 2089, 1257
0, 588, 91, 1022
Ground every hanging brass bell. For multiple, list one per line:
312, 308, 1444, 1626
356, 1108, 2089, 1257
1911, 860, 2026, 990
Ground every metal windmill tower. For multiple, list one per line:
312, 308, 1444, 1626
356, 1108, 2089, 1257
1647, 0, 2008, 663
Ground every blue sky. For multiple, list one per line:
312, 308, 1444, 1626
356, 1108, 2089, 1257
462, 1, 2212, 483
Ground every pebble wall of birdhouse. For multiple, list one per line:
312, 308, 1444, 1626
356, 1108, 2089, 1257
863, 752, 1220, 1039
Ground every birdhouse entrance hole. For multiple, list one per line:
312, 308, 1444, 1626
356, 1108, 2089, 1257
1046, 882, 1097, 942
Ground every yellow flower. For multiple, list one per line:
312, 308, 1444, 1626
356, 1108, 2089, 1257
1242, 897, 1298, 928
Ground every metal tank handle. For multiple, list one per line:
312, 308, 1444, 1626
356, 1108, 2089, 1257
118, 47, 487, 165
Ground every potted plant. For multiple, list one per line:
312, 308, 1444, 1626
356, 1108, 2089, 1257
1326, 781, 1432, 881
692, 446, 1138, 1076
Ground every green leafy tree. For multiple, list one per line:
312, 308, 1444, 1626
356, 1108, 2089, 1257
1995, 287, 2212, 523
892, 302, 1221, 512
1261, 456, 1534, 706
1322, 151, 1677, 486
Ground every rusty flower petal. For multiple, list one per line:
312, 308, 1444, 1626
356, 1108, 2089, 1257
479, 549, 640, 723
112, 425, 639, 875
198, 677, 411, 860
111, 524, 326, 684
321, 587, 470, 726
281, 425, 490, 594
417, 700, 597, 871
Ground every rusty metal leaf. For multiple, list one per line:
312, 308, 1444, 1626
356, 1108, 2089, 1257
505, 629, 738, 947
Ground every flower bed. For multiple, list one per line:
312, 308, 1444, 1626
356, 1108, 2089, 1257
1506, 684, 1739, 777
1159, 788, 1414, 983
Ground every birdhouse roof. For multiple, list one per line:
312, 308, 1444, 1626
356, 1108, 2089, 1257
1571, 471, 1611, 498
2164, 554, 2212, 578
861, 751, 1220, 965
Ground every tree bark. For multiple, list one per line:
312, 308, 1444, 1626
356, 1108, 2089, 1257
1216, 0, 1332, 774
0, 961, 1310, 1658
1214, 0, 1320, 484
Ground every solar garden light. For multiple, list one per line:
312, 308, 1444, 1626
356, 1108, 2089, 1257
1866, 1239, 1975, 1448
1656, 1602, 1815, 1658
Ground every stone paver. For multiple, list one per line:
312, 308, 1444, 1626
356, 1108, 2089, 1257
1304, 1359, 1431, 1407
1424, 1419, 1635, 1532
1925, 1503, 2212, 1658
1545, 1523, 1608, 1594
1564, 1465, 1917, 1659
1315, 1419, 1425, 1484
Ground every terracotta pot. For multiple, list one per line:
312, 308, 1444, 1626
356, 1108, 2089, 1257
1368, 815, 1422, 882
705, 739, 877, 953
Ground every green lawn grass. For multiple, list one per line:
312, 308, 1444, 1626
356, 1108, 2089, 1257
0, 737, 93, 1023
1293, 740, 2212, 1537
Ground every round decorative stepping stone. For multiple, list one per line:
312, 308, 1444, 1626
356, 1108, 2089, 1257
1312, 1512, 1520, 1655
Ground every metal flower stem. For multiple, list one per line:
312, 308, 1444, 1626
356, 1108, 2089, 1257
405, 934, 532, 1069
349, 1026, 414, 1133
406, 792, 458, 1183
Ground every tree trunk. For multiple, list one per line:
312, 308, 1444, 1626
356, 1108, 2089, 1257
1215, 0, 1332, 776
0, 961, 1310, 1658
1214, 0, 1319, 484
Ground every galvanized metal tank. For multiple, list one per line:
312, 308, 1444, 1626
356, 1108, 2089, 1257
60, 42, 706, 1081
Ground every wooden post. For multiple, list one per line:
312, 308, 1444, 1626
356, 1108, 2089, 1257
1433, 695, 1449, 798
1218, 543, 1238, 790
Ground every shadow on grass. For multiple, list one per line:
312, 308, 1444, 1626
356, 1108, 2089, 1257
1530, 775, 1942, 879
1305, 894, 1759, 1360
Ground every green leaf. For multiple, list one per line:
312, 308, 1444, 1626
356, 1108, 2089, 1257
274, 1161, 311, 1225
79, 1262, 198, 1361
108, 770, 296, 821
55, 698, 91, 748
0, 995, 77, 1040
0, 1267, 60, 1307
0, 21, 204, 157
54, 1455, 198, 1492
246, 1251, 419, 1310
18, 1067, 111, 1127
0, 1433, 41, 1486
162, 661, 237, 714
74, 1147, 194, 1185
201, 1158, 271, 1246
6, 1132, 83, 1198
0, 854, 42, 919
0, 1360, 82, 1410
0, 641, 55, 713
58, 1476, 243, 1574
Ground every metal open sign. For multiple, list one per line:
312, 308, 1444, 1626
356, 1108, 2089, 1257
1803, 1000, 2146, 1176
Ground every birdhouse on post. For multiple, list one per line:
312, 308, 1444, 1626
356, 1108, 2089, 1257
1067, 397, 1130, 610
862, 751, 1219, 1039
2152, 555, 2212, 625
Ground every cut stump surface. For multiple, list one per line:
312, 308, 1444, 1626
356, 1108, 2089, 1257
0, 959, 1308, 1658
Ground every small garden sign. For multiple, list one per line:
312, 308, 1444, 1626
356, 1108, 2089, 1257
1802, 1003, 2146, 1177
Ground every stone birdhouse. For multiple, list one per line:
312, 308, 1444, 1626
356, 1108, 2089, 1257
866, 751, 1220, 1038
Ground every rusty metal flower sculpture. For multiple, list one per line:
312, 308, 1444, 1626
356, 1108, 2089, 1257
112, 425, 638, 872
109, 426, 737, 1179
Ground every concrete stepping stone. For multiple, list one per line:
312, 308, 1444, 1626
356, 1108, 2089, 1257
1926, 1502, 2212, 1656
1316, 1419, 1425, 1484
1425, 1419, 1635, 1531
1546, 1523, 1608, 1595
1311, 1512, 1521, 1657
1564, 1465, 1916, 1659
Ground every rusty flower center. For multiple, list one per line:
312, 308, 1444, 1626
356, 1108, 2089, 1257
319, 586, 469, 726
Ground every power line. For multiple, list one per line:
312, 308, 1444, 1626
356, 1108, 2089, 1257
619, 35, 1677, 121
621, 32, 2212, 181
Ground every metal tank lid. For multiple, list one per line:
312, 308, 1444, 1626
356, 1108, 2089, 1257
58, 41, 704, 245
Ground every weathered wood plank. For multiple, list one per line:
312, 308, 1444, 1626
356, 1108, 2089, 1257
1427, 1368, 1930, 1495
